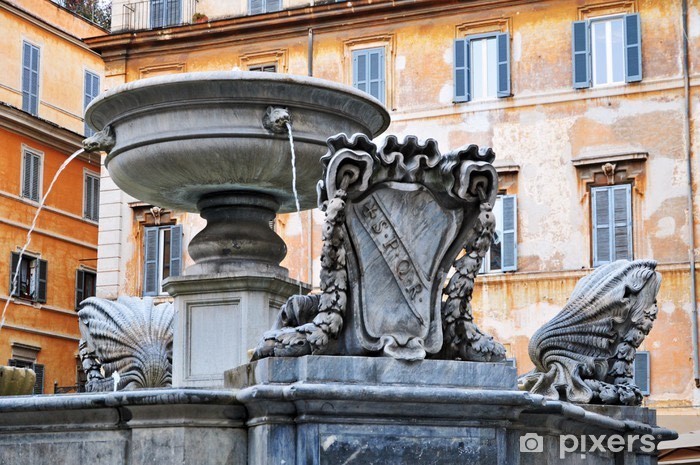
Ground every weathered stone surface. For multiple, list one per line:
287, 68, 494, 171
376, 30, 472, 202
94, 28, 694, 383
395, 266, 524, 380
164, 270, 310, 388
226, 355, 517, 389
255, 135, 506, 362
520, 260, 661, 405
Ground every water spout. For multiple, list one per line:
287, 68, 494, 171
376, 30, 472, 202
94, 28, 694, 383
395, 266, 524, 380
286, 122, 304, 293
0, 148, 86, 335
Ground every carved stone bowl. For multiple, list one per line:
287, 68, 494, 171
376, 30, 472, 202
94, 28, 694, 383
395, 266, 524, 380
85, 71, 390, 272
84, 71, 390, 213
0, 366, 36, 396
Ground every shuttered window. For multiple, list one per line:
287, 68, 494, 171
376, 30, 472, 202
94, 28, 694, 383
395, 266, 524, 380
481, 195, 517, 273
592, 184, 632, 267
22, 149, 41, 202
21, 41, 40, 116
633, 351, 650, 395
75, 269, 97, 309
572, 13, 642, 89
84, 71, 100, 136
10, 252, 47, 303
352, 47, 386, 104
454, 32, 510, 102
143, 224, 183, 296
8, 359, 44, 394
84, 173, 100, 221
249, 64, 277, 72
150, 0, 181, 27
249, 0, 281, 15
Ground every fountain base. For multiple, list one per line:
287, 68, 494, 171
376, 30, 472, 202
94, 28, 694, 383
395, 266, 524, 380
163, 270, 310, 388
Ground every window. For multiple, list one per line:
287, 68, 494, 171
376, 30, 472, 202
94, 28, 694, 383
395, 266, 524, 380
9, 252, 47, 303
632, 351, 650, 396
84, 172, 100, 221
481, 195, 517, 273
150, 0, 181, 28
454, 33, 510, 102
143, 224, 182, 296
249, 64, 277, 72
591, 184, 632, 267
249, 0, 281, 15
21, 41, 40, 116
21, 148, 42, 202
352, 47, 385, 104
573, 13, 641, 88
84, 71, 100, 136
8, 359, 44, 394
75, 269, 96, 309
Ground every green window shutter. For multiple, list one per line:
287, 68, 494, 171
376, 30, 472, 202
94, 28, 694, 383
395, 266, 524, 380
170, 224, 183, 278
501, 194, 517, 271
633, 351, 650, 395
496, 33, 511, 98
76, 269, 85, 309
624, 13, 642, 82
31, 153, 40, 202
572, 20, 591, 89
9, 252, 19, 297
454, 38, 470, 102
612, 184, 632, 261
592, 186, 611, 267
36, 259, 47, 303
32, 363, 44, 394
84, 174, 100, 221
22, 152, 32, 199
143, 227, 159, 296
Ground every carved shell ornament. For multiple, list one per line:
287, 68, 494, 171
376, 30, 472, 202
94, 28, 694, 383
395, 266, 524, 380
519, 260, 661, 406
254, 133, 505, 362
77, 296, 174, 391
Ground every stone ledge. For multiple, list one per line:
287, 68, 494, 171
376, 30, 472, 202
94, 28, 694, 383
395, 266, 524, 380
225, 355, 517, 389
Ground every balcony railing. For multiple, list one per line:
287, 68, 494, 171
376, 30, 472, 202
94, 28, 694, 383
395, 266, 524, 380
117, 0, 197, 32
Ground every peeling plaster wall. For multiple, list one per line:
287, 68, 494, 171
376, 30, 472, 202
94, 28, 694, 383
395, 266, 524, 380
93, 0, 700, 412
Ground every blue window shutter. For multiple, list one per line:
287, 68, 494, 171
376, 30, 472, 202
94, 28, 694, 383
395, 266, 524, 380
150, 0, 164, 27
84, 174, 100, 221
367, 48, 385, 104
496, 33, 511, 98
592, 186, 611, 267
143, 227, 159, 296
353, 49, 368, 94
454, 38, 470, 102
84, 72, 100, 136
166, 0, 181, 25
23, 152, 40, 202
169, 225, 183, 278
75, 269, 85, 309
612, 184, 632, 261
249, 0, 264, 15
37, 259, 47, 303
22, 152, 32, 199
22, 42, 40, 115
501, 194, 517, 271
572, 21, 591, 89
624, 13, 642, 82
266, 0, 281, 12
633, 351, 650, 395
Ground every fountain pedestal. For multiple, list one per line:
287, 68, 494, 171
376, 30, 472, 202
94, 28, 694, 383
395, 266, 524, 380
164, 270, 310, 388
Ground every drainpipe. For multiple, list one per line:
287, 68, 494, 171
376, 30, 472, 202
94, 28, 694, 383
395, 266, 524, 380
681, 0, 700, 388
308, 28, 314, 77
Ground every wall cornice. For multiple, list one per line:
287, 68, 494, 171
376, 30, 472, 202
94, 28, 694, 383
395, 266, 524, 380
86, 0, 533, 59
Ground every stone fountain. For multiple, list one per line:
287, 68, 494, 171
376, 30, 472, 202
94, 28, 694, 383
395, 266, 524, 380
0, 71, 677, 464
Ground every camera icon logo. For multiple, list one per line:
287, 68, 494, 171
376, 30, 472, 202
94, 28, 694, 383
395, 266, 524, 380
520, 433, 544, 453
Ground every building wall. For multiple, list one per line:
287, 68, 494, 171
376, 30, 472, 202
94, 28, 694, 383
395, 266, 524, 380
0, 0, 101, 393
89, 0, 700, 422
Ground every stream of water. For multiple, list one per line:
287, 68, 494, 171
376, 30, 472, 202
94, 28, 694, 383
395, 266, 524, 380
0, 148, 86, 335
286, 123, 304, 294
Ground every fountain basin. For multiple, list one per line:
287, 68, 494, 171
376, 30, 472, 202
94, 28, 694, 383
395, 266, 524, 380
85, 71, 390, 213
